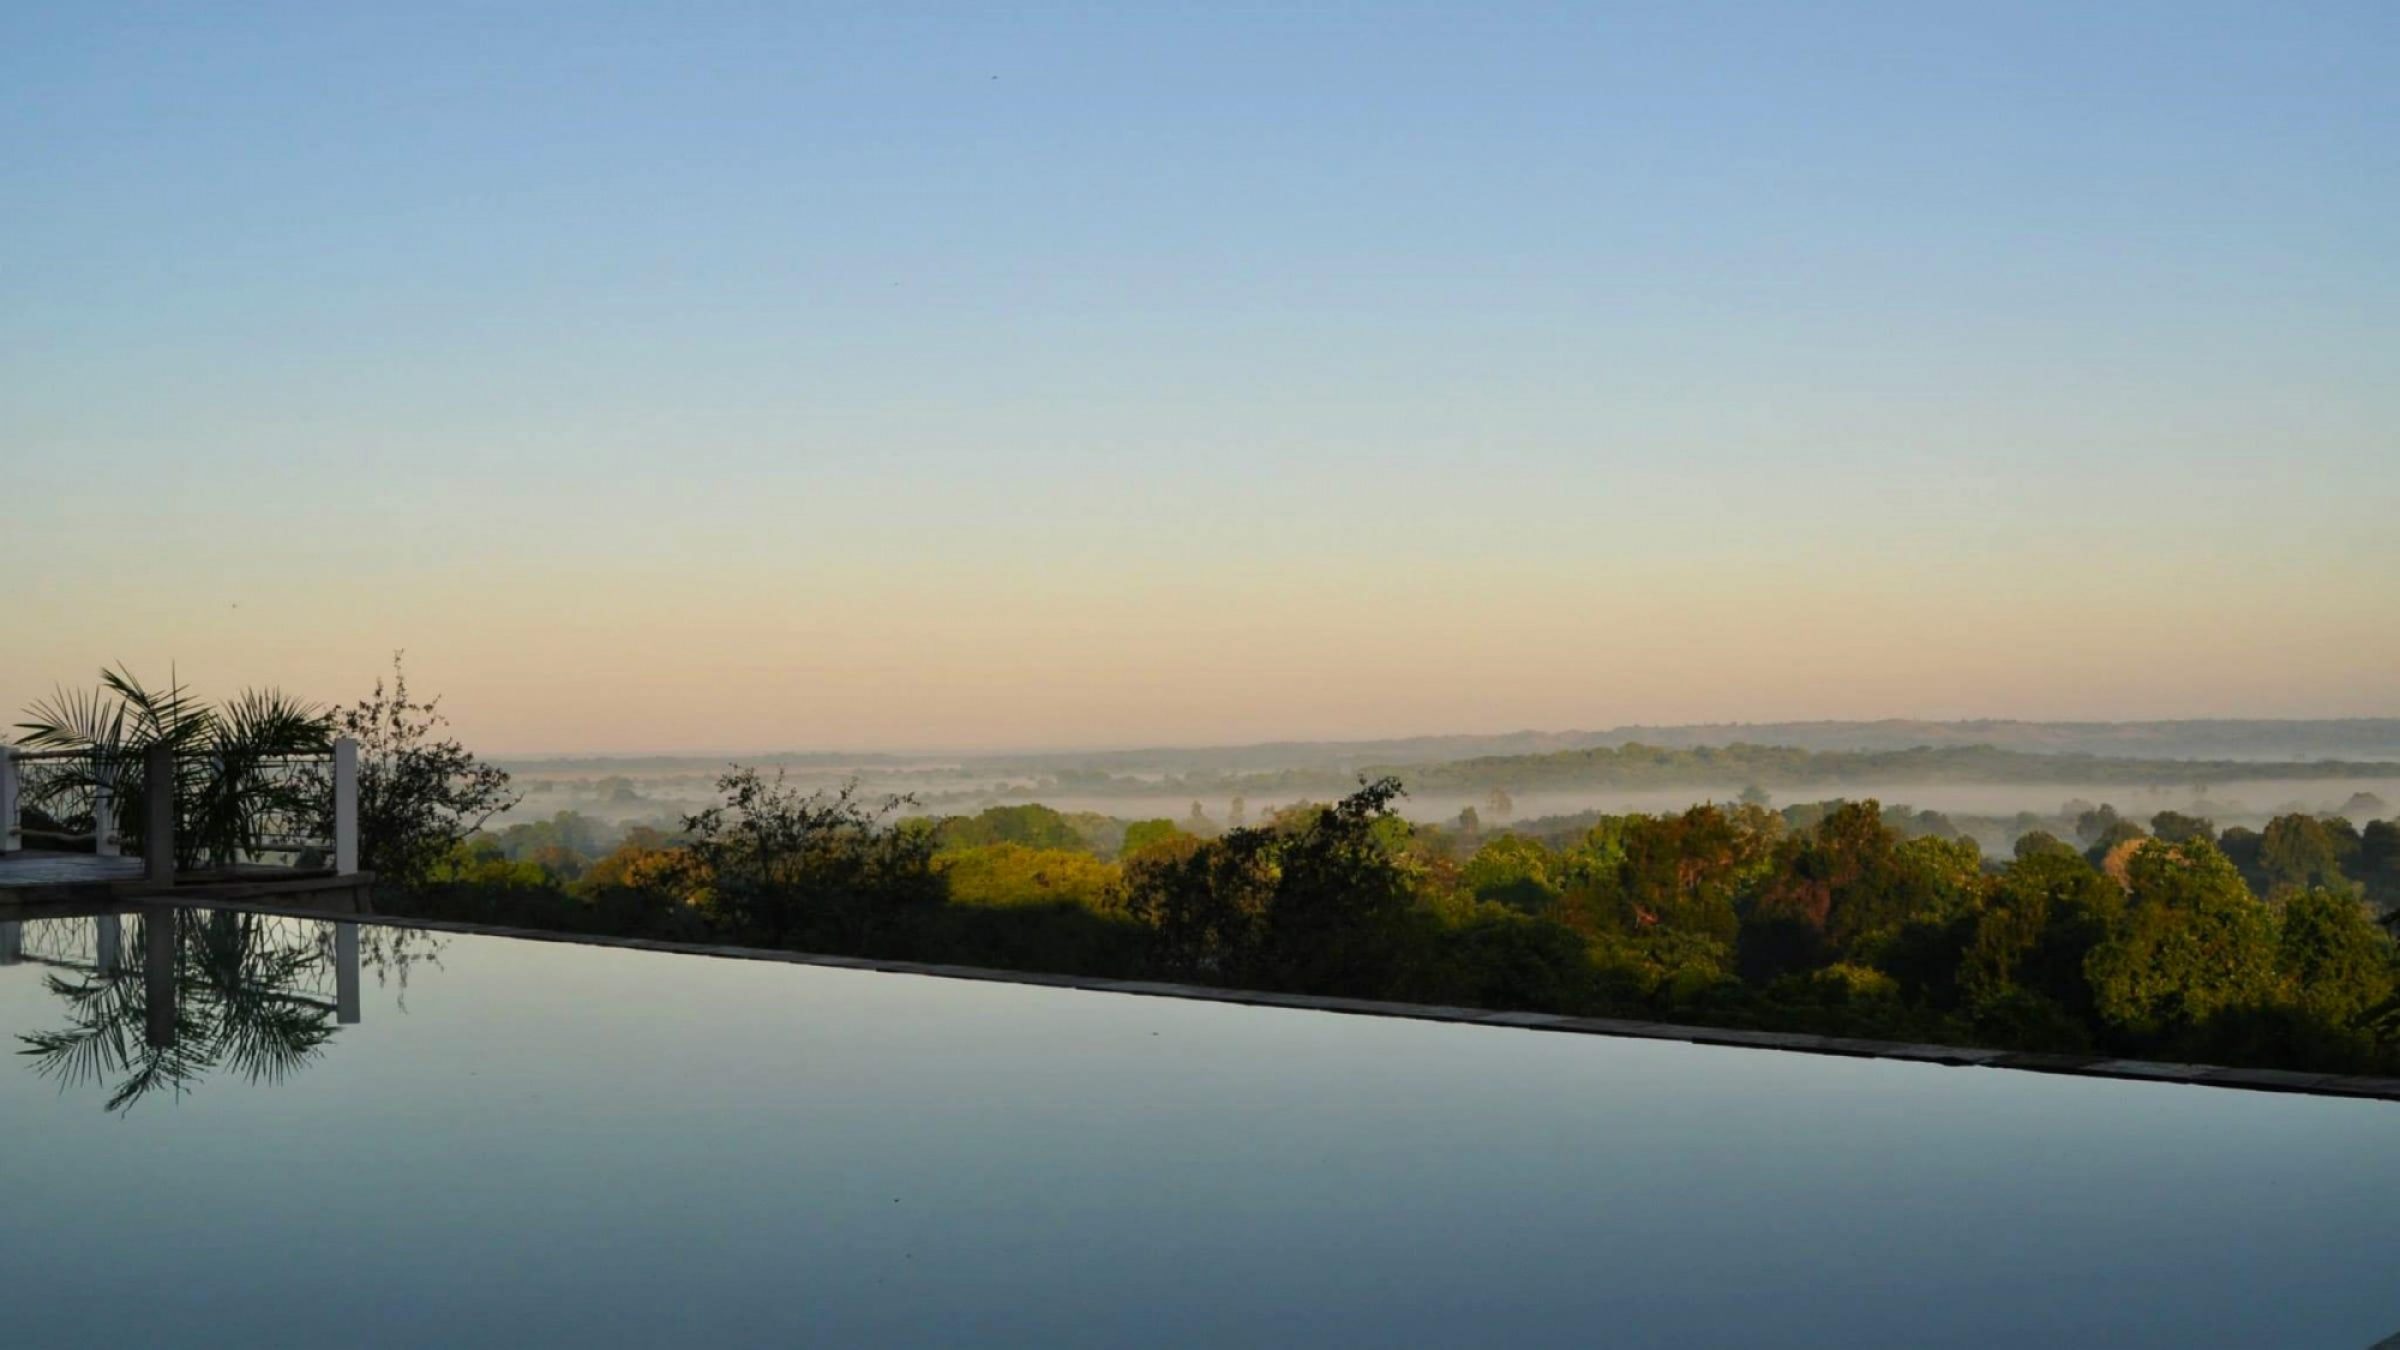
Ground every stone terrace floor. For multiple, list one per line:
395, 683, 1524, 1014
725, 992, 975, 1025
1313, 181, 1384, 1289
0, 851, 145, 888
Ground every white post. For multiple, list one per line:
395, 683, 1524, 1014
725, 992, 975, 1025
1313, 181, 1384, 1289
94, 783, 118, 857
0, 745, 18, 853
334, 737, 359, 876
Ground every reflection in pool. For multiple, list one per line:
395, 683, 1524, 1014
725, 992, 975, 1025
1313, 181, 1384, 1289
6, 909, 442, 1112
0, 906, 2395, 1347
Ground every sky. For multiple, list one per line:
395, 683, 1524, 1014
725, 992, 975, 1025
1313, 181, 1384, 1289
3, 2, 2395, 753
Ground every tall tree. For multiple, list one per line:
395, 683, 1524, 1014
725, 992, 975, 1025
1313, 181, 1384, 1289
340, 656, 517, 889
2086, 837, 2279, 1042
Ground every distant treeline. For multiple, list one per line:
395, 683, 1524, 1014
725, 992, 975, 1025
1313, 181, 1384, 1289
1492, 718, 2400, 761
952, 717, 2400, 774
1361, 743, 2400, 793
978, 742, 2400, 801
496, 719, 2400, 785
386, 771, 2400, 1079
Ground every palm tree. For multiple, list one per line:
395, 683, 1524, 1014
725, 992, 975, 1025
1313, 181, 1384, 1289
15, 666, 333, 869
19, 911, 338, 1112
16, 911, 448, 1113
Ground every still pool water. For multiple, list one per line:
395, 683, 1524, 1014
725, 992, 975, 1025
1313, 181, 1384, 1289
1, 906, 2394, 1347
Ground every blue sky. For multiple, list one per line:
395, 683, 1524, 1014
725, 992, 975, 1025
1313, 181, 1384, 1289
4, 3, 2394, 750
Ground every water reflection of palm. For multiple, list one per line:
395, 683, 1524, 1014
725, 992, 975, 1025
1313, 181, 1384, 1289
15, 910, 444, 1113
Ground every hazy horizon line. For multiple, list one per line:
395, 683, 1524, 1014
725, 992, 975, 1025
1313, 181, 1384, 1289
479, 714, 2400, 764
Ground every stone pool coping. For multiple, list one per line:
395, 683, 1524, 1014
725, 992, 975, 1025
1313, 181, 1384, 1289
177, 895, 2400, 1104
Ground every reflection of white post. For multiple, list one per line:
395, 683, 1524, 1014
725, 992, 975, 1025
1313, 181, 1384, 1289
0, 920, 20, 965
336, 921, 361, 1024
145, 742, 176, 886
0, 745, 19, 853
334, 738, 359, 876
97, 914, 123, 973
144, 911, 176, 1048
94, 784, 118, 857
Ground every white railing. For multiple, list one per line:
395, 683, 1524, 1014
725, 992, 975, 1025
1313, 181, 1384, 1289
1, 738, 360, 880
0, 747, 117, 854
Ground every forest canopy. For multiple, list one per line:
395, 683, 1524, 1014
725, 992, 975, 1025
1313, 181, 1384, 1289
395, 772, 2400, 1079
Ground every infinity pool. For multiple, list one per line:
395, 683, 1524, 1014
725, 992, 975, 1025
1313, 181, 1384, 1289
1, 906, 2394, 1347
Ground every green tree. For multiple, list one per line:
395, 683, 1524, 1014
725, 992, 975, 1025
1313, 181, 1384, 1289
2257, 814, 2351, 895
1741, 802, 1978, 981
1961, 846, 2122, 1019
2149, 810, 2215, 845
1122, 824, 1275, 981
1257, 780, 1424, 993
1120, 818, 1192, 859
490, 810, 611, 863
341, 656, 517, 889
1127, 778, 1423, 996
2358, 819, 2400, 910
2072, 804, 2124, 848
2085, 837, 2279, 1042
2083, 819, 2148, 868
679, 769, 942, 947
526, 842, 586, 883
2216, 825, 2263, 885
937, 803, 1082, 851
2013, 829, 2076, 862
941, 843, 1123, 914
1613, 804, 1767, 945
2275, 887, 2396, 1024
431, 837, 553, 890
1428, 909, 1594, 1013
574, 838, 688, 899
1461, 835, 1561, 912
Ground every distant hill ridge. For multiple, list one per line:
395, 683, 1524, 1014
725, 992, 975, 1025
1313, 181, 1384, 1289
495, 719, 2400, 776
1349, 741, 2400, 794
1572, 719, 2400, 759
965, 719, 2400, 775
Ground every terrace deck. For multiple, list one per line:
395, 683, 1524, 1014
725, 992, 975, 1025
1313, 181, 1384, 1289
0, 849, 374, 913
0, 850, 145, 900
